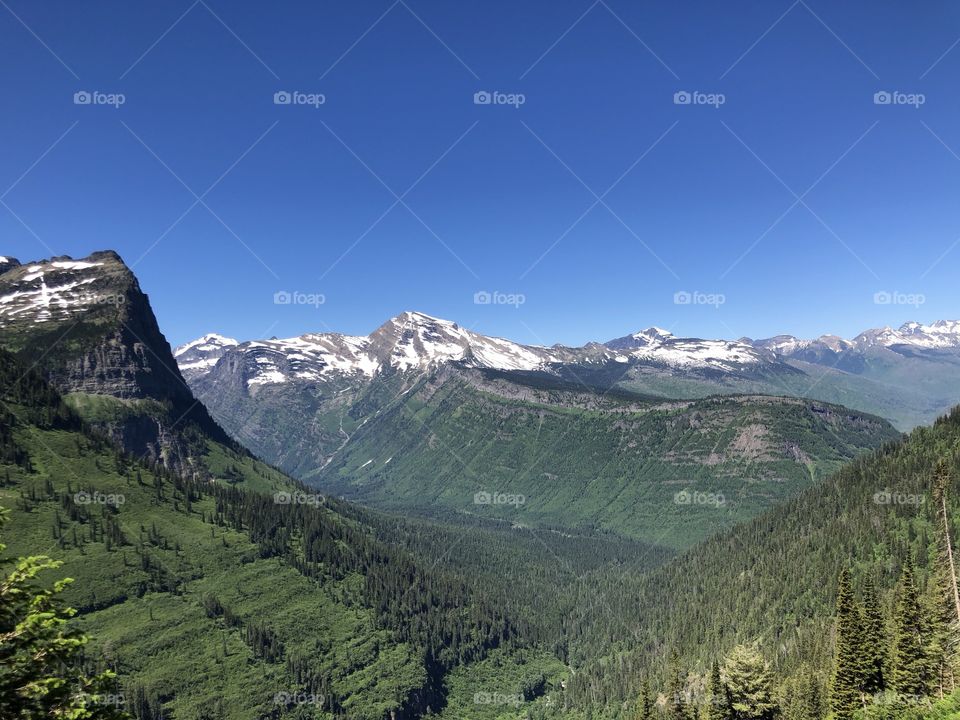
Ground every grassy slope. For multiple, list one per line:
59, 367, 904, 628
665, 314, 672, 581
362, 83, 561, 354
313, 376, 900, 550
64, 391, 294, 495
1, 423, 428, 720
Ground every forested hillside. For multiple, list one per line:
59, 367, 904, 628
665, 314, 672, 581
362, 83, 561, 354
0, 348, 560, 719
522, 406, 960, 719
315, 366, 900, 550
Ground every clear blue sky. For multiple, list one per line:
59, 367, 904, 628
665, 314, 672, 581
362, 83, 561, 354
2, 1, 960, 347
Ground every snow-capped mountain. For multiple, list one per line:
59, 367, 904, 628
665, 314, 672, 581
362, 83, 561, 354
174, 333, 240, 381
178, 313, 782, 388
0, 253, 125, 327
853, 320, 960, 350
0, 251, 233, 470
176, 311, 563, 389
753, 320, 960, 358
605, 326, 767, 370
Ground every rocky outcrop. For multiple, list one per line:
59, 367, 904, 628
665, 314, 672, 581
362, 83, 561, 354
0, 250, 232, 470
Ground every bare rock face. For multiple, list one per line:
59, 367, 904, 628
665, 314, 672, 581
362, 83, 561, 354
0, 250, 231, 470
0, 256, 20, 274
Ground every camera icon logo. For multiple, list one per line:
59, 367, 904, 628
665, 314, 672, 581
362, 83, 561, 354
674, 490, 692, 505
474, 490, 492, 505
274, 91, 292, 105
873, 91, 892, 105
274, 290, 292, 305
74, 91, 92, 105
474, 91, 492, 105
674, 291, 692, 305
273, 491, 292, 504
673, 91, 692, 105
474, 290, 492, 305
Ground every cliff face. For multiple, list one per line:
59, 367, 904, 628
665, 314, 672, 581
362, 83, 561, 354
0, 250, 231, 469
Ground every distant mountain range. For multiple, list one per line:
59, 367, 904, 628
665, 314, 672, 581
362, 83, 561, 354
177, 312, 960, 431
174, 313, 960, 387
172, 308, 917, 547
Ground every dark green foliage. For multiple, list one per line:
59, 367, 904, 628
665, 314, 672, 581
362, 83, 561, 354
862, 577, 888, 694
707, 661, 732, 720
832, 569, 868, 718
314, 372, 899, 550
892, 562, 930, 696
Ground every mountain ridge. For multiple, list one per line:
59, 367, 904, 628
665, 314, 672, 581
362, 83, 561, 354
177, 313, 960, 385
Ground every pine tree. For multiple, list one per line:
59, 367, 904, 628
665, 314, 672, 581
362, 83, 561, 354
929, 460, 960, 697
831, 569, 867, 718
636, 675, 654, 720
665, 650, 691, 720
722, 645, 776, 720
707, 660, 732, 720
861, 576, 887, 694
892, 560, 930, 697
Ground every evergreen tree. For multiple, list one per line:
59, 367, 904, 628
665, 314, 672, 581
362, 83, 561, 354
892, 561, 930, 697
721, 645, 776, 720
831, 569, 867, 718
707, 660, 732, 720
929, 460, 960, 697
665, 650, 691, 720
636, 675, 654, 720
861, 576, 887, 694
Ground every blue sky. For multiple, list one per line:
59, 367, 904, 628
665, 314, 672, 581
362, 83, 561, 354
2, 1, 960, 347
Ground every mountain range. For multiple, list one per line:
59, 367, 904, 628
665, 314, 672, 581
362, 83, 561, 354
172, 308, 924, 547
176, 313, 960, 432
172, 307, 960, 541
3, 249, 960, 720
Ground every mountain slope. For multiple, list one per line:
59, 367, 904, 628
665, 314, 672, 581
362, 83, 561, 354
310, 364, 899, 550
181, 315, 960, 488
0, 348, 555, 719
548, 403, 960, 715
0, 252, 267, 484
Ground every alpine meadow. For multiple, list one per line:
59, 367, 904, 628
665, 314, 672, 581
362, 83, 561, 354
4, 3, 960, 720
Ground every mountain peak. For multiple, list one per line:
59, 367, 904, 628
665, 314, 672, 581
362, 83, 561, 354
635, 326, 674, 341
605, 326, 675, 351
390, 310, 457, 328
0, 256, 20, 274
174, 333, 240, 380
